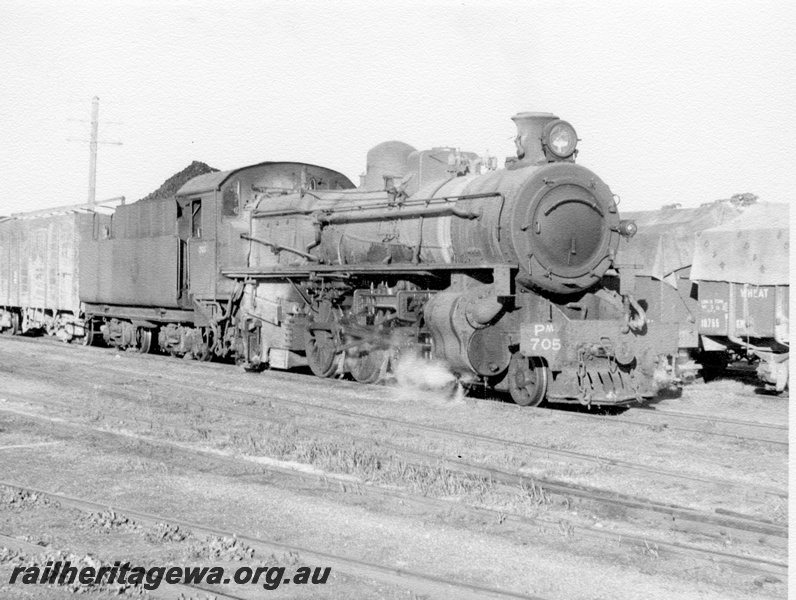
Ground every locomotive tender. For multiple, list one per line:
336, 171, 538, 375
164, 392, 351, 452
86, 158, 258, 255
0, 112, 680, 406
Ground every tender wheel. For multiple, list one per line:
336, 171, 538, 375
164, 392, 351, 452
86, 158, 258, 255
136, 327, 153, 353
508, 354, 549, 407
82, 319, 99, 346
306, 329, 338, 378
193, 328, 214, 361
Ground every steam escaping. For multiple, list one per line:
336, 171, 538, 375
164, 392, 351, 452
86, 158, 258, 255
653, 366, 674, 389
394, 353, 455, 389
388, 352, 465, 405
653, 362, 680, 392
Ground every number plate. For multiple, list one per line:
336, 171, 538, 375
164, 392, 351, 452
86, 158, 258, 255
520, 323, 562, 361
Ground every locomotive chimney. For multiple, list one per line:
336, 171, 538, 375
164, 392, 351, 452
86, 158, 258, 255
511, 112, 558, 165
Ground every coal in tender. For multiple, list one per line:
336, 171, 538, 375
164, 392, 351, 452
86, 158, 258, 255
138, 161, 218, 203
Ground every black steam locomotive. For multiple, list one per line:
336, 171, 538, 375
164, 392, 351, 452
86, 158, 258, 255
0, 112, 679, 407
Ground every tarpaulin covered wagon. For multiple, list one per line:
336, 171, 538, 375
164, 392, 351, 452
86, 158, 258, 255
615, 202, 741, 381
691, 203, 790, 391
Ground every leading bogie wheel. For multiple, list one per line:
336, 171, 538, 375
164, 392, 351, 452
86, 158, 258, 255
508, 354, 549, 407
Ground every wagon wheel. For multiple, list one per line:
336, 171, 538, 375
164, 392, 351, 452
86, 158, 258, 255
348, 310, 389, 384
7, 313, 21, 336
136, 327, 154, 354
1, 313, 15, 335
306, 329, 338, 378
46, 314, 58, 337
508, 354, 549, 407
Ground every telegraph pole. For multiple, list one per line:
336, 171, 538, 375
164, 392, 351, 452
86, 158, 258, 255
87, 96, 100, 205
69, 97, 122, 205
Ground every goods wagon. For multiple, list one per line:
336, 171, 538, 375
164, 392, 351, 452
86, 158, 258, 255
0, 202, 115, 338
691, 203, 789, 391
616, 202, 789, 390
615, 203, 741, 380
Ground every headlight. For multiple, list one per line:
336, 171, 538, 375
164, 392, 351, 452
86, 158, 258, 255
542, 120, 578, 159
618, 219, 637, 237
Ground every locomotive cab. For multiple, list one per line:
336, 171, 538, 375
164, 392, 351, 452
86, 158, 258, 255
80, 162, 353, 359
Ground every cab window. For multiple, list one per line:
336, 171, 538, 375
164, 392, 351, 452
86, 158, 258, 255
191, 199, 202, 238
222, 186, 239, 217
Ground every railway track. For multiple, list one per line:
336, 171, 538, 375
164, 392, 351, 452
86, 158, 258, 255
4, 334, 787, 447
5, 355, 788, 523
9, 351, 786, 501
639, 405, 788, 432
0, 479, 545, 600
4, 339, 788, 504
0, 404, 787, 580
138, 372, 791, 497
1, 383, 787, 558
2, 338, 787, 544
552, 405, 788, 446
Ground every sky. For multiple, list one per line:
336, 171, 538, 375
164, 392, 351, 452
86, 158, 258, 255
1, 1, 794, 215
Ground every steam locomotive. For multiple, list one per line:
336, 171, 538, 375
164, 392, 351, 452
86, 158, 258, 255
0, 112, 679, 406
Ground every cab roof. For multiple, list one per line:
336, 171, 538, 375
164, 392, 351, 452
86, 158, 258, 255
175, 161, 350, 197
